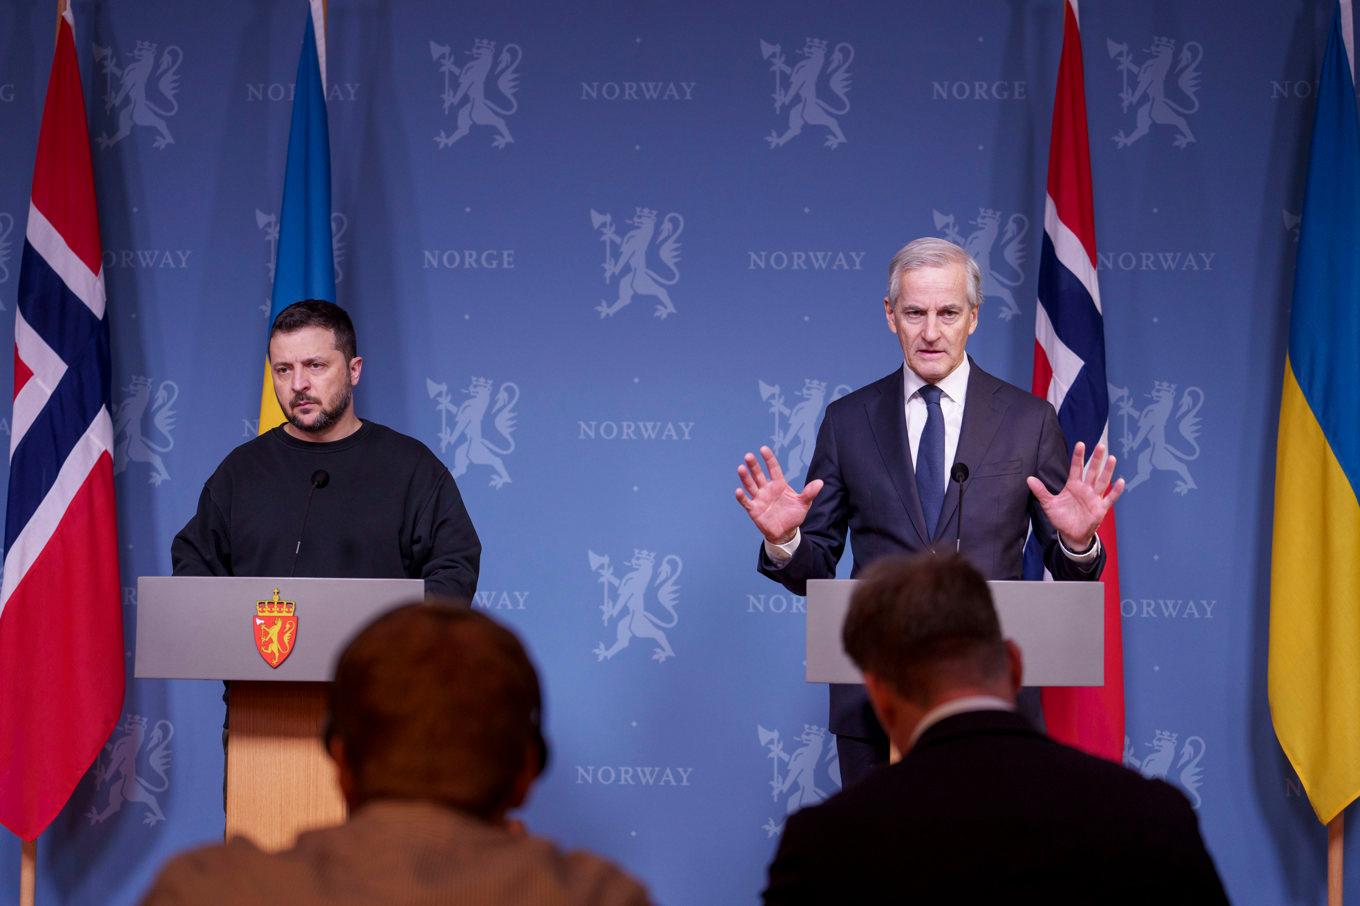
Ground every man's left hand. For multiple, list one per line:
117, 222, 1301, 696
1026, 442, 1125, 552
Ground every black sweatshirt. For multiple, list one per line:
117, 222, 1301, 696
171, 421, 479, 599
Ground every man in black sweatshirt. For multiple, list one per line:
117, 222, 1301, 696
172, 300, 480, 599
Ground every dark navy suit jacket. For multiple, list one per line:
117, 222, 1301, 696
757, 361, 1104, 738
762, 710, 1228, 904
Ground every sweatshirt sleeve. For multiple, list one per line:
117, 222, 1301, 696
171, 482, 232, 576
412, 466, 481, 600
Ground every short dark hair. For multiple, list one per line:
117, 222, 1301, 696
270, 300, 357, 361
328, 601, 546, 818
842, 554, 1007, 703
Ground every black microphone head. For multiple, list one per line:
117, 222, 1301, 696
311, 469, 330, 489
951, 463, 970, 484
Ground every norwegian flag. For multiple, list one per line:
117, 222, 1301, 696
1027, 0, 1125, 760
0, 7, 125, 841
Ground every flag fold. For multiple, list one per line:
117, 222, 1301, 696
1030, 0, 1125, 761
0, 7, 124, 842
1269, 0, 1360, 826
258, 3, 335, 433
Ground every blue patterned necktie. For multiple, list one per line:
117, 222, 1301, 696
916, 384, 945, 539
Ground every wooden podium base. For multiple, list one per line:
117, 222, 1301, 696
225, 681, 346, 851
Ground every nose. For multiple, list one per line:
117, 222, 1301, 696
290, 368, 309, 393
921, 312, 942, 341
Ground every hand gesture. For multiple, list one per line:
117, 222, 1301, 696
735, 447, 823, 544
1026, 442, 1125, 552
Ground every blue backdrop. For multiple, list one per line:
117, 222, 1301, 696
0, 0, 1344, 902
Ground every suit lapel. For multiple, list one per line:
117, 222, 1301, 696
865, 367, 930, 548
935, 361, 1008, 538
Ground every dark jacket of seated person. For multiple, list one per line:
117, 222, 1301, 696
763, 554, 1228, 905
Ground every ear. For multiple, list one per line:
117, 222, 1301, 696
884, 296, 898, 335
966, 303, 979, 336
327, 735, 360, 811
504, 740, 541, 813
348, 355, 363, 387
862, 672, 899, 735
1004, 639, 1024, 695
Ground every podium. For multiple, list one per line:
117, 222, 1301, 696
805, 578, 1104, 686
135, 576, 423, 851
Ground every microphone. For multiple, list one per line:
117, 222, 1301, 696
289, 469, 330, 578
950, 463, 970, 553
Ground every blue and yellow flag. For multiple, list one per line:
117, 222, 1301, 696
258, 0, 334, 433
1269, 1, 1360, 825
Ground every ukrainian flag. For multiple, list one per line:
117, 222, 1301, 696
1269, 2, 1360, 825
258, 0, 335, 433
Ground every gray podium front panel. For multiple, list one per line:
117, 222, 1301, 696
806, 578, 1104, 687
135, 576, 424, 681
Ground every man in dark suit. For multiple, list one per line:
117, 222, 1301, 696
142, 603, 651, 906
736, 237, 1123, 783
762, 555, 1228, 904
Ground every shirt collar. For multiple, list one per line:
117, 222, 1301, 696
906, 694, 1014, 751
903, 355, 971, 404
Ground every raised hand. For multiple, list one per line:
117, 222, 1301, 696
1026, 442, 1125, 552
735, 446, 823, 544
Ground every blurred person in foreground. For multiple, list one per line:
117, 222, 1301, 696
142, 601, 651, 906
762, 554, 1227, 904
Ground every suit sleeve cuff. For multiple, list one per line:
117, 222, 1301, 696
763, 529, 801, 566
1058, 533, 1101, 564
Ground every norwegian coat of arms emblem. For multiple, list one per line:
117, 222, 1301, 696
759, 38, 853, 149
93, 40, 183, 150
1107, 36, 1202, 149
589, 549, 682, 662
254, 588, 298, 668
589, 207, 684, 319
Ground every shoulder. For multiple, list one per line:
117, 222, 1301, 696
215, 429, 283, 466
359, 422, 447, 469
200, 430, 285, 487
552, 844, 653, 904
765, 771, 893, 889
968, 362, 1057, 424
970, 363, 1048, 409
824, 368, 900, 418
464, 828, 652, 905
783, 768, 890, 839
1038, 735, 1199, 816
142, 837, 275, 902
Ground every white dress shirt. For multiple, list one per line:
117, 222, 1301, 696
904, 355, 970, 497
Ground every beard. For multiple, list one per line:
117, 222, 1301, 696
284, 383, 352, 435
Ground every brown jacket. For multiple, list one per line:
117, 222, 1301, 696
141, 800, 651, 906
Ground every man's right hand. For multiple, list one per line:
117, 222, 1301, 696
734, 446, 823, 544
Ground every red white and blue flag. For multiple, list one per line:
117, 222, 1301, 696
0, 7, 124, 841
1027, 0, 1125, 761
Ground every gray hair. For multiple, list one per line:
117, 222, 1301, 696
886, 237, 983, 310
